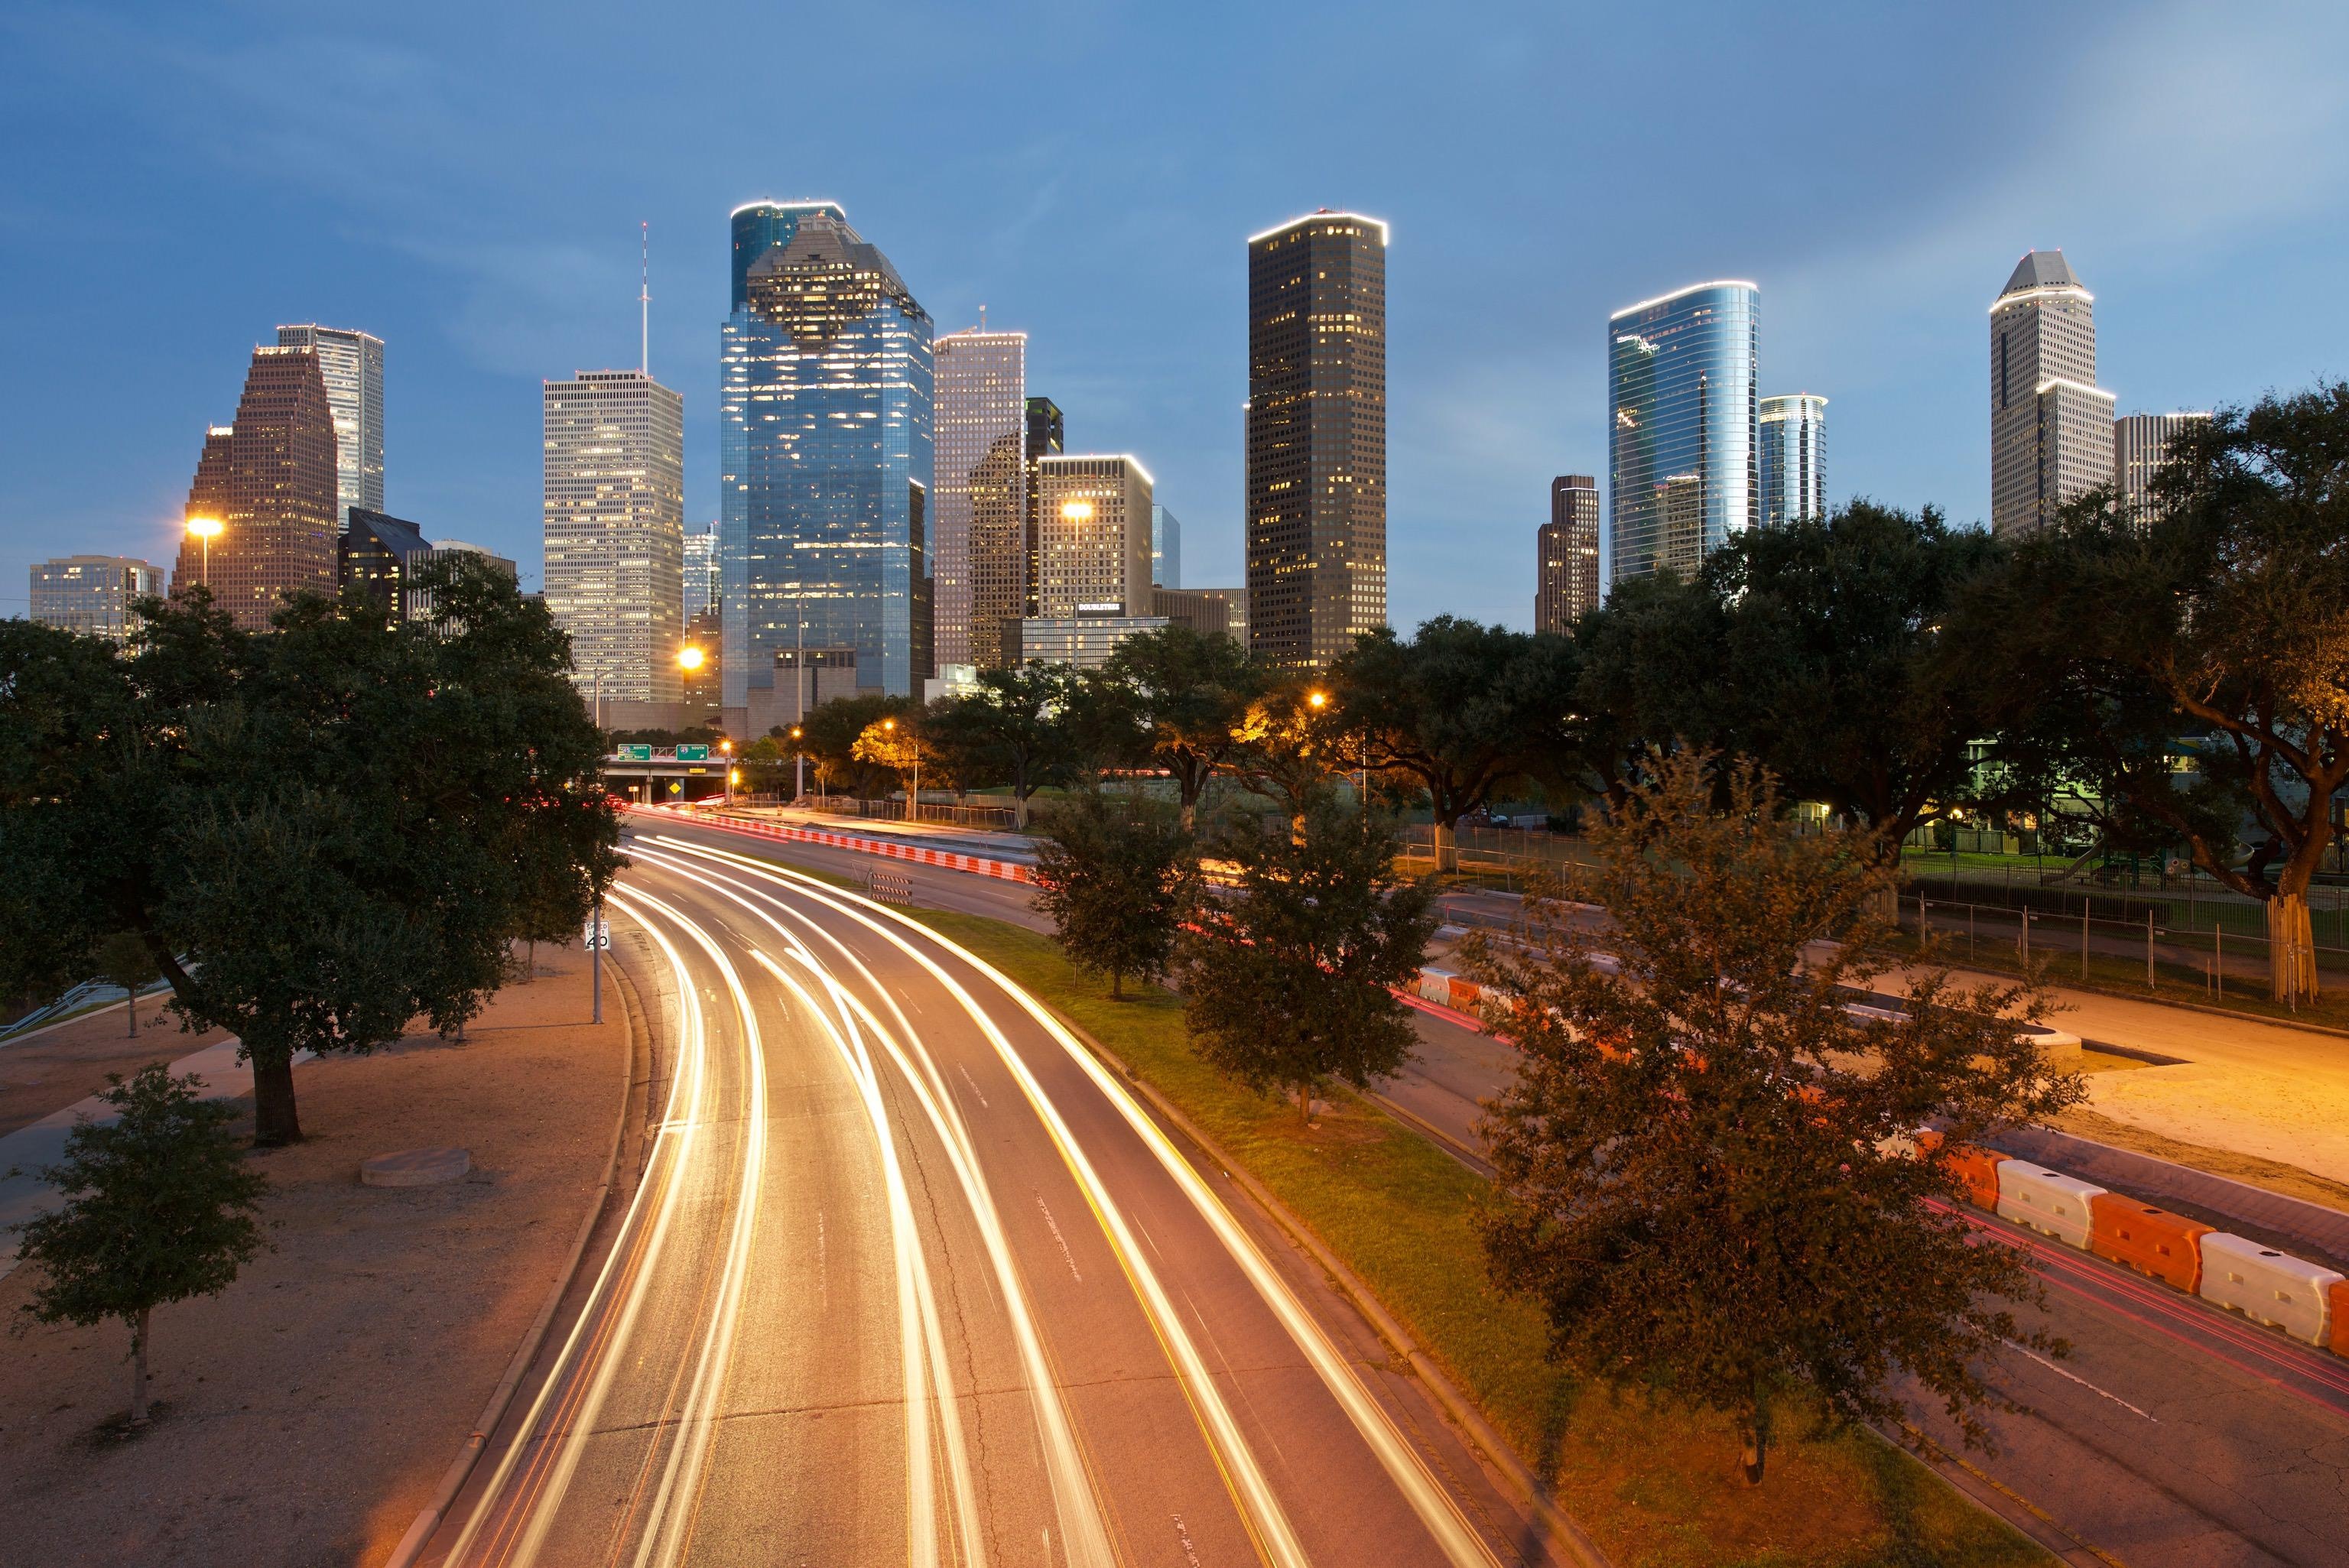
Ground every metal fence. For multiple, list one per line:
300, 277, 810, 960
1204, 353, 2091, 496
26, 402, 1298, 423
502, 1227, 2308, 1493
797, 795, 1026, 831
1898, 891, 2349, 1000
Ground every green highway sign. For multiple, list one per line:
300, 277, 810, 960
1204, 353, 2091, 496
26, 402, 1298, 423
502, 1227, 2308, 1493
677, 744, 710, 761
617, 744, 654, 761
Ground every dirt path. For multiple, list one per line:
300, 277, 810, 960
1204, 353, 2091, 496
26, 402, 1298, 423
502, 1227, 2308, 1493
0, 945, 636, 1567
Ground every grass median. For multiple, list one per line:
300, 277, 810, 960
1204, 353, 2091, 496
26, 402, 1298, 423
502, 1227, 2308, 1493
902, 903, 2049, 1568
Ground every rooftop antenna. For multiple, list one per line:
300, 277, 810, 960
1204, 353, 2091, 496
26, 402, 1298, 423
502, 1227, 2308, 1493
979, 304, 987, 332
638, 221, 650, 374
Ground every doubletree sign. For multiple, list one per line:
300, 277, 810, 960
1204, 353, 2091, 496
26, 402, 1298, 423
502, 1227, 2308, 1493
676, 744, 710, 761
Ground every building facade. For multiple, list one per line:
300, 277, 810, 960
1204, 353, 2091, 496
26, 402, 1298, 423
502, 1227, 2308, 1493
1246, 211, 1387, 670
340, 508, 430, 619
1607, 281, 1759, 585
542, 369, 685, 703
720, 206, 934, 703
1023, 395, 1064, 620
1152, 503, 1181, 589
683, 524, 719, 622
934, 328, 1028, 670
1757, 393, 1828, 525
1990, 251, 2113, 537
172, 345, 340, 629
1018, 613, 1171, 670
1535, 475, 1601, 634
1036, 456, 1154, 618
2114, 411, 2210, 524
275, 324, 385, 528
30, 556, 159, 641
1152, 586, 1233, 640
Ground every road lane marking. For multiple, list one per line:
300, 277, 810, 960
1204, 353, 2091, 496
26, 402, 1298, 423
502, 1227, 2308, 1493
1036, 1193, 1086, 1284
652, 838, 1508, 1568
2001, 1339, 2159, 1422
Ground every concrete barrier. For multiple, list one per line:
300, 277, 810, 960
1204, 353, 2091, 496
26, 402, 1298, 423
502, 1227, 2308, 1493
2198, 1233, 2346, 1346
2088, 1194, 2212, 1292
1995, 1164, 2105, 1250
1418, 967, 1457, 1005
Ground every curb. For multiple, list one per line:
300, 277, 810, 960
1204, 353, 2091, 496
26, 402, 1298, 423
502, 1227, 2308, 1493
1031, 998, 1613, 1568
380, 950, 645, 1568
1867, 1421, 2117, 1567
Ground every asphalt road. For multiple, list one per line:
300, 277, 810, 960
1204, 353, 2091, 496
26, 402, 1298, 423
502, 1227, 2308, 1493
426, 822, 1565, 1567
667, 813, 2349, 1566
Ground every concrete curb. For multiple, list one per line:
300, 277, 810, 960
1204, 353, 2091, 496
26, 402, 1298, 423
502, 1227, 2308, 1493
1032, 999, 1613, 1568
379, 950, 645, 1568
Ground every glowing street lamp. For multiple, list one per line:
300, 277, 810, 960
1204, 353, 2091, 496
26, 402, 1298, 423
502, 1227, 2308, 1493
677, 644, 706, 673
186, 516, 223, 590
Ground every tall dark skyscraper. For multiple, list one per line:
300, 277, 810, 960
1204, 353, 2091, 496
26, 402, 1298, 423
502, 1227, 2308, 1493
171, 345, 339, 630
1022, 395, 1064, 619
1245, 211, 1387, 671
1535, 475, 1600, 634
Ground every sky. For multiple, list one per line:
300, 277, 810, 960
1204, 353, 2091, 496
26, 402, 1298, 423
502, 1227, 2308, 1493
5, 0, 2347, 628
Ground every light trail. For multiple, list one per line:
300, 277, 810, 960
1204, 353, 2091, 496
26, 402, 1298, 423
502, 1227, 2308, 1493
645, 834, 1506, 1568
629, 845, 1118, 1566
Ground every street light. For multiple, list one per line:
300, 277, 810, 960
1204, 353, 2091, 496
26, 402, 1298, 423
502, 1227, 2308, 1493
719, 739, 733, 804
185, 516, 223, 591
677, 644, 706, 673
882, 716, 919, 823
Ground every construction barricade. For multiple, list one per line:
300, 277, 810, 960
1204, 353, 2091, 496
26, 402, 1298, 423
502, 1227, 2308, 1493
1417, 967, 1456, 1005
2088, 1194, 2213, 1292
2198, 1233, 2347, 1346
1923, 1135, 2006, 1211
1994, 1164, 2105, 1250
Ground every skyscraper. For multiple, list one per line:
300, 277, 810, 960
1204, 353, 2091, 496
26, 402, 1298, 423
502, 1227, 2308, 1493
1035, 455, 1154, 617
1023, 395, 1064, 618
542, 369, 685, 703
683, 524, 718, 621
2113, 411, 2211, 524
275, 324, 385, 528
1152, 503, 1181, 589
1535, 475, 1600, 634
30, 556, 160, 641
171, 345, 340, 629
1757, 393, 1828, 526
720, 206, 933, 702
934, 328, 1027, 669
339, 508, 430, 620
1246, 211, 1387, 670
1990, 251, 2113, 537
1607, 281, 1759, 585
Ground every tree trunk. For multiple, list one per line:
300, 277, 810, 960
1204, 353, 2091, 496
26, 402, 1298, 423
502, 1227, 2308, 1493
1298, 1082, 1312, 1123
1110, 969, 1123, 1000
1737, 1388, 1767, 1484
127, 991, 138, 1037
525, 940, 536, 981
2269, 893, 2318, 1003
1432, 818, 1457, 873
129, 1305, 151, 1427
251, 1050, 302, 1147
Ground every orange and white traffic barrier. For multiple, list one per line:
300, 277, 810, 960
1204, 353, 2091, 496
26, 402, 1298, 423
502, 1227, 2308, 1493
2089, 1195, 2213, 1293
2198, 1234, 2346, 1347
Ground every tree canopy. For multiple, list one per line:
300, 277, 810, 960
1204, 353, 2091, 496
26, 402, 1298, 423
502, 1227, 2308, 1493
1105, 626, 1260, 827
1032, 792, 1197, 998
1465, 751, 2081, 1482
0, 560, 621, 1144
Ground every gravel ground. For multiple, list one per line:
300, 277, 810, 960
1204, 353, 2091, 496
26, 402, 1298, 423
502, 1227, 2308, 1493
0, 945, 635, 1567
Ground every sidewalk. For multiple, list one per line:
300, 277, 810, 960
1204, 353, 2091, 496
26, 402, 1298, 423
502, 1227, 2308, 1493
0, 943, 632, 1568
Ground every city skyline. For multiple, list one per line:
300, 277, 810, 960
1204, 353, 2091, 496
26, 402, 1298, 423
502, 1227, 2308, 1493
5, 5, 2344, 631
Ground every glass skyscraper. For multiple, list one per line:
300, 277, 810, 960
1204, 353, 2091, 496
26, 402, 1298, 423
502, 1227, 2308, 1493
934, 328, 1027, 669
720, 205, 933, 703
1757, 393, 1828, 526
275, 324, 384, 529
1990, 251, 2111, 537
1607, 281, 1759, 584
542, 370, 685, 703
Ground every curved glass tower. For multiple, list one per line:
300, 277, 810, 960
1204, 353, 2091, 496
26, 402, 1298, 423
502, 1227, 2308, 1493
1757, 393, 1828, 525
1607, 281, 1758, 584
720, 206, 932, 703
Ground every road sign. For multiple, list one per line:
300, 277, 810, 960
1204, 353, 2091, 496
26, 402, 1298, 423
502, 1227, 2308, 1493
676, 743, 710, 761
667, 781, 683, 795
583, 918, 611, 950
618, 743, 653, 761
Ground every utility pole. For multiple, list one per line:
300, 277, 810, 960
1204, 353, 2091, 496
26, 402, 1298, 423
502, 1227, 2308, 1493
590, 897, 605, 1024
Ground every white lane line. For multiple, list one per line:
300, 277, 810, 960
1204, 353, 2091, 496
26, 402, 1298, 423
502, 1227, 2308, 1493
2003, 1339, 2159, 1422
656, 837, 1506, 1568
455, 891, 710, 1568
957, 1062, 991, 1108
643, 841, 1308, 1568
1036, 1193, 1085, 1284
627, 846, 1116, 1568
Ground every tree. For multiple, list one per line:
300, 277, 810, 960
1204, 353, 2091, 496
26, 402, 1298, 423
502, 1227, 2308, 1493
930, 666, 1077, 828
1055, 667, 1149, 788
853, 711, 932, 817
1565, 570, 1724, 809
1962, 384, 2349, 1000
799, 692, 911, 803
1464, 750, 2081, 1483
1224, 679, 1343, 836
1327, 618, 1582, 871
0, 561, 622, 1146
1175, 793, 1438, 1118
93, 930, 158, 1038
1032, 792, 1197, 998
11, 1063, 271, 1427
1105, 627, 1260, 829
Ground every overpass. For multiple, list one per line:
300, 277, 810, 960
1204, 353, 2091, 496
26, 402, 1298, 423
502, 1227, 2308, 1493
598, 744, 736, 803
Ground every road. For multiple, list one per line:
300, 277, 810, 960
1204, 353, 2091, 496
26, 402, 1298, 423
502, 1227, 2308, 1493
425, 821, 1566, 1567
641, 813, 2349, 1567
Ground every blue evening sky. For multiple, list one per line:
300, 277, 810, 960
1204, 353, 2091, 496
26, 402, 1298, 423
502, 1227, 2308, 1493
4, 1, 2345, 627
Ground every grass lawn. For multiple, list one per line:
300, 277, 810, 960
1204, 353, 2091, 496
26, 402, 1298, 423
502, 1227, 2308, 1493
902, 904, 2050, 1568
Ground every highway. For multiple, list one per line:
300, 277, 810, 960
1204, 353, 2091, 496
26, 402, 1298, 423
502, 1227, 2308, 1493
426, 822, 1564, 1567
621, 813, 2349, 1568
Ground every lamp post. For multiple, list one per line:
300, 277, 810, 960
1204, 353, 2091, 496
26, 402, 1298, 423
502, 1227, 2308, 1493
884, 716, 921, 823
185, 516, 223, 591
720, 739, 733, 806
790, 725, 805, 807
